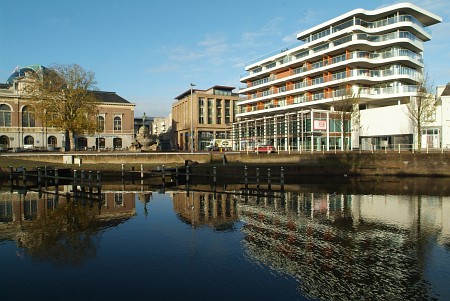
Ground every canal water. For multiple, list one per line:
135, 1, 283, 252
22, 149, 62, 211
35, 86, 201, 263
0, 179, 449, 301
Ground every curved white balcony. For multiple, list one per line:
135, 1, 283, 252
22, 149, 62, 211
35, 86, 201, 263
236, 84, 418, 118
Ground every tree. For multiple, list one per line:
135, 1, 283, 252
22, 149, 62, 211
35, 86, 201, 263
407, 72, 436, 151
332, 84, 361, 151
26, 64, 99, 151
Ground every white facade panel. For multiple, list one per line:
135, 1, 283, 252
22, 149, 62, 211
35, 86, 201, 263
359, 104, 413, 137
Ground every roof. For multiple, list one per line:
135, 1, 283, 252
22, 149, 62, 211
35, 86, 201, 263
296, 2, 442, 40
441, 85, 450, 97
92, 91, 132, 104
6, 65, 49, 84
175, 85, 236, 100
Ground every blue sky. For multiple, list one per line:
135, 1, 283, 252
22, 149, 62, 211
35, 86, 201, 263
1, 0, 449, 117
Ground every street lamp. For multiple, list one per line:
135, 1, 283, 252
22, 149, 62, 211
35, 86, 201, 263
190, 83, 195, 153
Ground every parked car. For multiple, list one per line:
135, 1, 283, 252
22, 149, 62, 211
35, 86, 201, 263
255, 145, 276, 154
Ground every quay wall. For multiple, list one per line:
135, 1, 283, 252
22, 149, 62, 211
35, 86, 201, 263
2, 151, 450, 177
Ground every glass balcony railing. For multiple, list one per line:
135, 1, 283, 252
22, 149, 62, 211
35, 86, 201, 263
237, 84, 418, 115
242, 13, 429, 79
241, 45, 422, 90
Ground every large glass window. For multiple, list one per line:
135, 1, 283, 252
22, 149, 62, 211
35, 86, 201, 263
22, 106, 35, 127
0, 104, 11, 127
114, 116, 122, 131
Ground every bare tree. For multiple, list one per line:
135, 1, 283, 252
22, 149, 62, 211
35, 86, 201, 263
332, 84, 361, 151
26, 64, 99, 151
407, 72, 436, 151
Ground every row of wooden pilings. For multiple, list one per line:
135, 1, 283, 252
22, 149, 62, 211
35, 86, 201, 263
9, 166, 102, 202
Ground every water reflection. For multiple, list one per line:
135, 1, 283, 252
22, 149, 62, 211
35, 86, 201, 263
0, 186, 137, 266
0, 182, 449, 300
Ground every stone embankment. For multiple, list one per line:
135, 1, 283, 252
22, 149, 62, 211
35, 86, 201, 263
1, 151, 450, 177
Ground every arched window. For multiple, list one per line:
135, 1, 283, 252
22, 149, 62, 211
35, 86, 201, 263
48, 136, 57, 147
97, 115, 105, 132
114, 116, 122, 131
0, 104, 11, 127
24, 135, 34, 146
22, 106, 35, 127
113, 138, 122, 149
0, 135, 9, 149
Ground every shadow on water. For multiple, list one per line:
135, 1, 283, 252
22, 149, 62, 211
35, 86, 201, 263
0, 175, 449, 300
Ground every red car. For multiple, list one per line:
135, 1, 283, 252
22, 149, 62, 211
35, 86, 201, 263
255, 145, 276, 154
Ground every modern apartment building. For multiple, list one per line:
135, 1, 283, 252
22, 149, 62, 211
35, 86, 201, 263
0, 65, 135, 151
235, 3, 441, 151
172, 85, 239, 151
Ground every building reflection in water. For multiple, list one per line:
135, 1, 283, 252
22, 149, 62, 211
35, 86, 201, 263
0, 183, 449, 300
164, 185, 449, 300
236, 190, 450, 300
0, 185, 137, 266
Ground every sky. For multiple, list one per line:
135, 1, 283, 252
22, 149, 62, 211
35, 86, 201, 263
1, 0, 449, 118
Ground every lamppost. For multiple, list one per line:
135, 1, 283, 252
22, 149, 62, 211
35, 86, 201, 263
190, 83, 195, 153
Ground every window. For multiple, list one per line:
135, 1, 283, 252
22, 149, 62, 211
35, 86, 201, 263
216, 99, 222, 124
22, 106, 35, 127
113, 138, 122, 149
225, 100, 231, 124
207, 99, 213, 124
0, 135, 9, 148
97, 116, 105, 132
48, 136, 57, 147
114, 116, 122, 131
114, 193, 124, 207
0, 104, 11, 127
24, 135, 34, 146
198, 97, 205, 124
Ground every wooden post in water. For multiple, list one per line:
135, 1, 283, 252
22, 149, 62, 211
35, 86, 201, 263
22, 167, 27, 189
175, 165, 179, 186
89, 171, 93, 199
81, 170, 86, 199
244, 166, 248, 189
267, 168, 271, 190
256, 167, 260, 188
162, 165, 166, 187
73, 170, 77, 199
9, 166, 13, 187
213, 166, 217, 187
280, 167, 284, 191
121, 164, 125, 182
140, 164, 144, 180
55, 169, 59, 187
37, 167, 42, 184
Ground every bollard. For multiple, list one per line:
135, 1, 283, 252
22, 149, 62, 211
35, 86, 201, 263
280, 167, 284, 191
121, 164, 124, 179
140, 164, 144, 180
